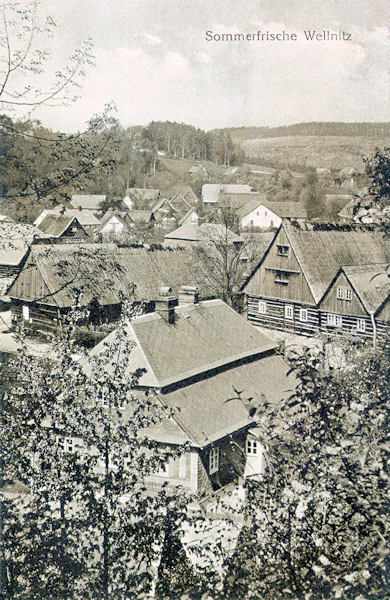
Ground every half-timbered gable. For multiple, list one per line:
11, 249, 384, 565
243, 222, 390, 335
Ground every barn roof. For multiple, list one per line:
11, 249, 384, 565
262, 201, 307, 219
8, 243, 206, 307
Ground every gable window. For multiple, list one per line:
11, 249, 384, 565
276, 244, 289, 257
327, 313, 342, 328
275, 271, 290, 284
285, 305, 294, 320
258, 301, 267, 314
246, 439, 258, 455
299, 308, 308, 322
357, 319, 366, 332
209, 447, 219, 474
337, 287, 352, 301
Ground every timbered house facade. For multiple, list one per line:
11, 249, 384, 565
318, 264, 390, 342
243, 222, 390, 336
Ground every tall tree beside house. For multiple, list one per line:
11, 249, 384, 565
0, 304, 189, 600
363, 147, 390, 208
217, 339, 390, 600
0, 2, 119, 220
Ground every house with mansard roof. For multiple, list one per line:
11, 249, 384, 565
243, 221, 390, 336
89, 291, 295, 493
8, 243, 205, 332
318, 263, 390, 342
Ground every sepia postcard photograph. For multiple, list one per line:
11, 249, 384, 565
0, 1, 389, 599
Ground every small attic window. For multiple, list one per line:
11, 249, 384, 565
276, 244, 289, 256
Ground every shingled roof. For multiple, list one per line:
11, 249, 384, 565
37, 214, 88, 238
89, 299, 293, 447
0, 223, 42, 266
284, 223, 390, 303
338, 264, 390, 315
164, 223, 243, 244
9, 243, 205, 307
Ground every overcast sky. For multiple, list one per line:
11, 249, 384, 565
4, 0, 390, 132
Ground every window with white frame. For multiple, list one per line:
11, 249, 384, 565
57, 436, 75, 453
299, 308, 308, 322
327, 313, 342, 327
209, 447, 219, 474
357, 318, 366, 332
337, 287, 352, 301
246, 439, 259, 455
285, 305, 294, 320
258, 300, 267, 314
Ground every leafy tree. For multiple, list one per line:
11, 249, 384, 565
1, 303, 188, 599
0, 2, 118, 220
220, 339, 390, 600
363, 147, 390, 207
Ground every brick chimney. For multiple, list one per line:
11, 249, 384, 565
155, 286, 178, 324
178, 285, 199, 305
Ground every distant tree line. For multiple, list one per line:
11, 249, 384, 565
222, 122, 390, 141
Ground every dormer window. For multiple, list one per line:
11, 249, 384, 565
276, 244, 289, 257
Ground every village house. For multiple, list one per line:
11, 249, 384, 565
237, 200, 307, 230
243, 221, 390, 337
36, 214, 90, 243
34, 206, 101, 235
70, 194, 106, 212
8, 243, 202, 333
318, 263, 390, 343
202, 184, 257, 205
88, 289, 296, 494
189, 164, 209, 177
98, 210, 135, 238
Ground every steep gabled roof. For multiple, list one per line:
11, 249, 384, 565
127, 210, 154, 224
37, 214, 88, 238
284, 223, 390, 303
243, 222, 390, 303
35, 208, 101, 227
342, 264, 390, 315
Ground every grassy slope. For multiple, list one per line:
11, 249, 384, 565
240, 136, 390, 170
